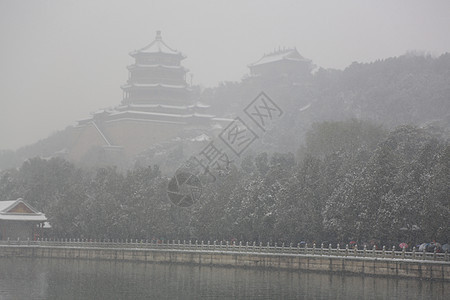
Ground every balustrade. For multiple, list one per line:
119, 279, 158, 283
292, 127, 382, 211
0, 238, 447, 262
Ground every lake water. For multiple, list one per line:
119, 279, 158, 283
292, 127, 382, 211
0, 257, 448, 299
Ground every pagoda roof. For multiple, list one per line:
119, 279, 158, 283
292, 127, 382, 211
127, 64, 187, 71
130, 31, 185, 58
121, 82, 187, 90
0, 198, 47, 222
249, 48, 310, 68
108, 110, 214, 119
117, 102, 210, 111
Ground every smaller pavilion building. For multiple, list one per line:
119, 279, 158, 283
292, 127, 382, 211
248, 47, 313, 80
0, 198, 47, 241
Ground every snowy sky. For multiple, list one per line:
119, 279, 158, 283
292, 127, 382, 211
1, 0, 450, 150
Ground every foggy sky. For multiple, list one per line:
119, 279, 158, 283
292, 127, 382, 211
1, 0, 450, 150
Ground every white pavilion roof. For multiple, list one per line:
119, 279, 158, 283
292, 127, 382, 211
249, 48, 309, 67
130, 31, 184, 57
121, 83, 187, 89
0, 198, 47, 222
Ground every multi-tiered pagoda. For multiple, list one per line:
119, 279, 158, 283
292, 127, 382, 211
70, 31, 220, 162
122, 30, 189, 106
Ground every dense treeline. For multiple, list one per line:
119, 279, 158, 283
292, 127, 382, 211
1, 120, 448, 246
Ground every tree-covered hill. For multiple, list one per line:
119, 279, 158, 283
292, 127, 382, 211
1, 53, 449, 170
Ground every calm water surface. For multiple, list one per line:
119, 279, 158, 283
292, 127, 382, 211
0, 257, 448, 299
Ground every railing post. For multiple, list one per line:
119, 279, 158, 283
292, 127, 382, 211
392, 246, 395, 258
345, 244, 349, 257
213, 240, 216, 251
373, 245, 376, 257
253, 241, 256, 252
363, 245, 367, 257
239, 241, 242, 252
354, 245, 357, 257
259, 242, 262, 253
423, 247, 426, 260
329, 243, 332, 256
337, 243, 340, 256
246, 241, 249, 252
382, 246, 386, 258
226, 241, 229, 251
281, 242, 285, 253
433, 248, 437, 261
267, 242, 270, 252
297, 243, 300, 254
412, 246, 416, 259
312, 243, 316, 255
402, 246, 406, 258
320, 243, 324, 256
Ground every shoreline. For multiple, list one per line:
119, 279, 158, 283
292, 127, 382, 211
1, 245, 449, 281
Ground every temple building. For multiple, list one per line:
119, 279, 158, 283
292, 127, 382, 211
122, 30, 190, 106
248, 47, 313, 80
0, 198, 47, 241
70, 31, 223, 163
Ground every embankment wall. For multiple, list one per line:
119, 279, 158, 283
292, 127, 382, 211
1, 245, 448, 281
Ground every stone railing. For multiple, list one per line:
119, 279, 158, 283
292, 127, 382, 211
1, 238, 448, 262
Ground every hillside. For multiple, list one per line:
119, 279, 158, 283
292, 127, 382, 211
1, 52, 449, 170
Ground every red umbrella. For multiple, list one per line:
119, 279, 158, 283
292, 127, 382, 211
349, 241, 357, 245
399, 242, 408, 249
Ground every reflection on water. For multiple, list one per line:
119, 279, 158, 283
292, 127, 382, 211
0, 257, 448, 299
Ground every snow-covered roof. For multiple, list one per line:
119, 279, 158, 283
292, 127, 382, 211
212, 117, 234, 122
192, 112, 215, 118
119, 103, 209, 111
130, 31, 184, 57
105, 117, 187, 125
189, 101, 210, 109
0, 201, 16, 212
191, 133, 211, 142
0, 198, 47, 222
109, 110, 214, 119
249, 48, 309, 67
118, 103, 189, 110
127, 64, 186, 71
121, 83, 187, 89
109, 110, 188, 119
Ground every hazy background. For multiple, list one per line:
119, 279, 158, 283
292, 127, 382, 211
1, 0, 450, 150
